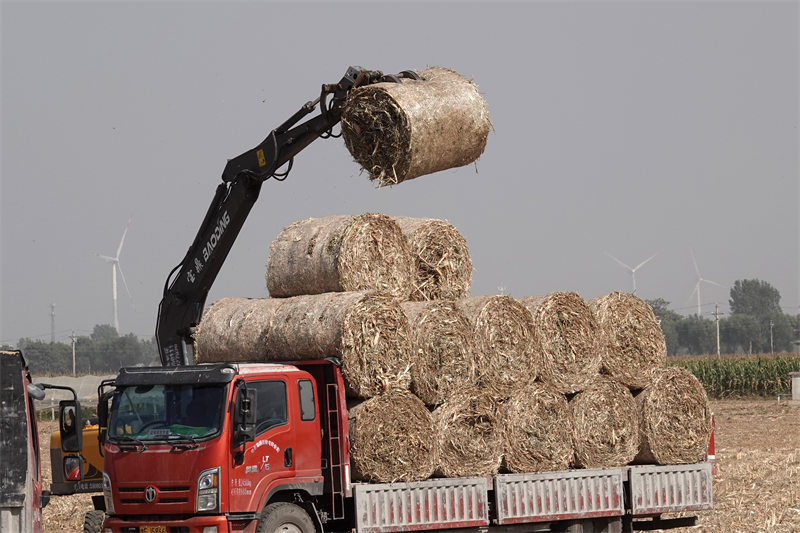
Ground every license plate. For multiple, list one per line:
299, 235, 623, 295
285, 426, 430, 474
140, 526, 167, 533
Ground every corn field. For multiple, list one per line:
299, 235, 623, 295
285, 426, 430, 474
668, 353, 800, 398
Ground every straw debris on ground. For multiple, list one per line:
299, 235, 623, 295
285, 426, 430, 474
267, 213, 414, 299
591, 291, 667, 390
521, 292, 602, 394
635, 366, 713, 465
342, 67, 491, 186
348, 390, 436, 482
391, 217, 472, 301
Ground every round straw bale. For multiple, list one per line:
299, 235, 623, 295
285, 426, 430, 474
520, 293, 602, 394
635, 367, 712, 465
570, 377, 639, 468
456, 295, 540, 395
590, 292, 667, 390
196, 293, 411, 399
342, 67, 491, 186
401, 301, 477, 406
348, 390, 436, 482
267, 213, 414, 299
501, 383, 575, 473
432, 387, 504, 477
391, 217, 472, 301
195, 297, 286, 363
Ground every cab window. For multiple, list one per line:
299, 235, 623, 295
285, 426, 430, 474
298, 379, 315, 421
251, 380, 287, 435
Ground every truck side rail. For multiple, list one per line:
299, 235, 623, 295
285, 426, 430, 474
627, 462, 713, 516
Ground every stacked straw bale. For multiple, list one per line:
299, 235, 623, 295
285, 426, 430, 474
391, 217, 472, 301
457, 295, 540, 395
266, 213, 414, 300
635, 367, 713, 465
432, 387, 504, 477
591, 292, 667, 390
194, 293, 411, 399
520, 293, 602, 394
342, 67, 491, 186
570, 377, 640, 468
401, 301, 476, 406
348, 390, 436, 482
501, 383, 575, 473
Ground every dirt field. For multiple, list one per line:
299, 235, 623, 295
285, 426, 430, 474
39, 399, 800, 532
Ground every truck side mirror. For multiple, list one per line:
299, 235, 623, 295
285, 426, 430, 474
234, 388, 257, 445
59, 400, 83, 453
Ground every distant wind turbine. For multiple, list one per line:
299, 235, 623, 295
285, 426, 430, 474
604, 251, 657, 293
688, 249, 723, 316
97, 218, 132, 333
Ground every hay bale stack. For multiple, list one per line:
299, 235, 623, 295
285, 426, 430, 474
195, 292, 411, 399
635, 367, 713, 465
457, 295, 540, 395
391, 217, 472, 301
432, 387, 504, 477
590, 292, 667, 390
342, 67, 490, 186
401, 301, 476, 406
502, 383, 575, 473
521, 293, 602, 394
570, 377, 640, 468
266, 213, 414, 299
348, 390, 436, 482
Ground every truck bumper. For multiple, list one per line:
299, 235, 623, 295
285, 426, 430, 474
102, 514, 251, 533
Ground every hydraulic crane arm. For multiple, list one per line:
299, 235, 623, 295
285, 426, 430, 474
156, 66, 418, 366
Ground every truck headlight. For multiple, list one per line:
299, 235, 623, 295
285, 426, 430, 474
102, 472, 115, 514
196, 467, 220, 512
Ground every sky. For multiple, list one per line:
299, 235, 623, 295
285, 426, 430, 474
1, 1, 798, 346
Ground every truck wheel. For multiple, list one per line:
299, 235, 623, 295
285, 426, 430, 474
256, 502, 316, 533
83, 510, 105, 533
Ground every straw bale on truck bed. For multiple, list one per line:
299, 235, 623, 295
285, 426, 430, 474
266, 213, 413, 299
194, 293, 411, 398
590, 291, 667, 390
570, 377, 640, 468
391, 217, 472, 301
348, 390, 436, 483
501, 383, 575, 473
342, 67, 490, 186
635, 366, 713, 465
400, 301, 476, 406
521, 292, 602, 394
456, 295, 540, 396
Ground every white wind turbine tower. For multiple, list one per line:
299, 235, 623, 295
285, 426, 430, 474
689, 249, 723, 316
604, 251, 657, 294
97, 219, 132, 333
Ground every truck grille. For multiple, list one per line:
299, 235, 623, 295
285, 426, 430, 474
118, 485, 192, 505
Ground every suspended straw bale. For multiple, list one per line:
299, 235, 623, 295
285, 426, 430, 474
501, 383, 575, 473
432, 387, 504, 477
635, 367, 713, 465
195, 292, 411, 399
266, 213, 414, 299
590, 292, 667, 390
457, 295, 540, 395
349, 390, 436, 482
520, 293, 602, 394
401, 301, 476, 406
342, 67, 491, 186
391, 217, 472, 301
570, 377, 639, 468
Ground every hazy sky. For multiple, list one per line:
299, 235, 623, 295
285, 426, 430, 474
2, 1, 798, 345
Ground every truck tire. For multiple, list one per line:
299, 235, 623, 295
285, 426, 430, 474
256, 502, 316, 533
83, 510, 105, 533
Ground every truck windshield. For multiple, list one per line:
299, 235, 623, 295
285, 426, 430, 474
108, 384, 226, 441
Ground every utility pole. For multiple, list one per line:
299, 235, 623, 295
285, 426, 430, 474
69, 331, 78, 376
712, 303, 724, 358
50, 303, 56, 343
769, 320, 774, 354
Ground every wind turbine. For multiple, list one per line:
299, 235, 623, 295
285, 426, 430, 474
97, 219, 132, 333
688, 249, 723, 316
604, 251, 657, 294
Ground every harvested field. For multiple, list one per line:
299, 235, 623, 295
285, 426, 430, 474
391, 217, 472, 301
342, 67, 490, 186
39, 399, 800, 531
